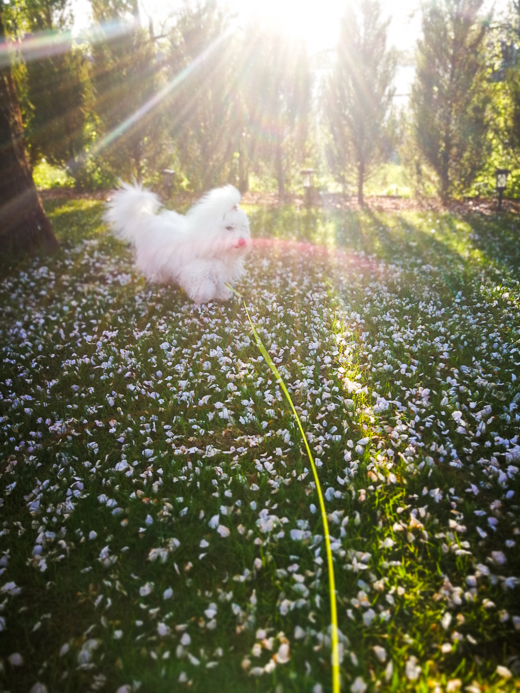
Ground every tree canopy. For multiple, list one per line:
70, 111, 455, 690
1, 0, 520, 201
325, 0, 396, 204
410, 0, 492, 201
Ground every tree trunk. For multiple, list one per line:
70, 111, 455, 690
357, 159, 364, 206
276, 141, 285, 200
235, 94, 249, 194
237, 142, 248, 194
0, 8, 58, 257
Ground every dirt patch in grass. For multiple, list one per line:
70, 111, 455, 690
39, 187, 520, 215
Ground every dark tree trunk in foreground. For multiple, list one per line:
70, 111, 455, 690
0, 6, 57, 257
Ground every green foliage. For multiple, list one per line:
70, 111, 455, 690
410, 0, 492, 202
32, 158, 72, 187
5, 0, 91, 188
3, 0, 519, 197
162, 1, 238, 191
463, 3, 520, 200
161, 5, 312, 195
363, 162, 413, 197
466, 83, 520, 200
323, 0, 397, 205
507, 68, 520, 154
506, 0, 520, 158
23, 42, 90, 185
89, 0, 162, 182
240, 24, 312, 196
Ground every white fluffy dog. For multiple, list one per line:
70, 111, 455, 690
104, 182, 251, 304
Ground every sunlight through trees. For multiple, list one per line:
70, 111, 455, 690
410, 0, 492, 202
1, 0, 519, 202
324, 0, 396, 205
0, 0, 57, 256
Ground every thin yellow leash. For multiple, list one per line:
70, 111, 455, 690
227, 284, 341, 692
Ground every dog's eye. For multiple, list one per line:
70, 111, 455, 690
225, 225, 234, 231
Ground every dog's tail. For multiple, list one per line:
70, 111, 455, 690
104, 182, 161, 245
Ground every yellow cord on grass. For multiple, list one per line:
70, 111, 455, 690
227, 284, 341, 692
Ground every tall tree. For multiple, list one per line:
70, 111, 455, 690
90, 0, 158, 182
18, 0, 90, 188
164, 0, 240, 190
324, 0, 396, 205
165, 6, 311, 195
0, 1, 57, 256
241, 24, 311, 198
410, 0, 492, 202
504, 1, 520, 155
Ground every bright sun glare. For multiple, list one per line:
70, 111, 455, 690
76, 0, 505, 54
239, 0, 505, 53
232, 0, 347, 53
75, 0, 425, 53
139, 0, 424, 53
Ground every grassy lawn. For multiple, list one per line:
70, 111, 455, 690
1, 197, 520, 693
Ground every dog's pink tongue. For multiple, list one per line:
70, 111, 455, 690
237, 238, 246, 247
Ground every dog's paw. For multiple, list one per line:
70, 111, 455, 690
187, 279, 218, 304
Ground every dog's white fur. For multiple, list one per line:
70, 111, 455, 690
104, 182, 251, 304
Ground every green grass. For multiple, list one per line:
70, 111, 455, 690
312, 163, 413, 198
362, 163, 412, 198
33, 160, 73, 190
1, 198, 520, 693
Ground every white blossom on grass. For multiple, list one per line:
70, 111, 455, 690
139, 582, 154, 597
351, 676, 367, 693
405, 656, 421, 681
208, 514, 220, 529
496, 665, 512, 679
274, 642, 290, 664
1, 206, 520, 692
29, 684, 48, 693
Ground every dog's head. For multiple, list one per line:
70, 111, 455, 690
220, 203, 251, 256
186, 185, 251, 258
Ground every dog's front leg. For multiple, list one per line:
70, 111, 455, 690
179, 260, 226, 304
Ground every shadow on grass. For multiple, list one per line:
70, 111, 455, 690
32, 196, 519, 285
249, 204, 520, 286
3, 196, 517, 315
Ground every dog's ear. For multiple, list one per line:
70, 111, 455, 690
187, 185, 242, 223
223, 205, 239, 220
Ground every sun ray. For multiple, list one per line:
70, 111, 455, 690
0, 19, 136, 68
87, 27, 232, 160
